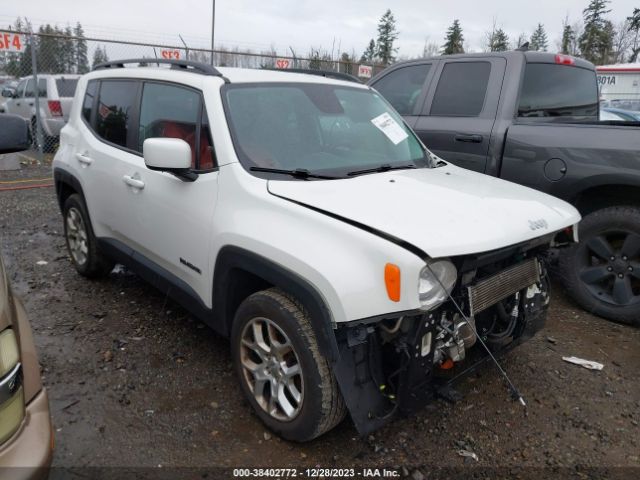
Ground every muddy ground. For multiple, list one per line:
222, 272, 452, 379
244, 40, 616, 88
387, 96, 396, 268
1, 163, 639, 478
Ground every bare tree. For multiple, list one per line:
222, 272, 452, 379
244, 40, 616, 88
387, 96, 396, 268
611, 19, 634, 63
422, 36, 439, 58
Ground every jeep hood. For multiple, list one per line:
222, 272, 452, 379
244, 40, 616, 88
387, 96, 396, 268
267, 164, 581, 258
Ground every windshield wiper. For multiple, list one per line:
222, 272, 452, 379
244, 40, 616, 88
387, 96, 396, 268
250, 167, 342, 180
347, 163, 417, 177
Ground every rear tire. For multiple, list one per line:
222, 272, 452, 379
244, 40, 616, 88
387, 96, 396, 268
231, 288, 346, 442
63, 194, 114, 278
558, 206, 640, 326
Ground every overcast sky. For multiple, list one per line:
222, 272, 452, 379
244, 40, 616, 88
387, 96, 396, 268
1, 0, 637, 58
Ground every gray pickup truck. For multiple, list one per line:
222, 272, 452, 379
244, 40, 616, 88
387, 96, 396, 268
370, 51, 640, 325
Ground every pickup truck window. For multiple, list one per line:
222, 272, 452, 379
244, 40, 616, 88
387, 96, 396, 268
224, 84, 429, 178
371, 64, 431, 115
517, 64, 598, 120
430, 62, 491, 117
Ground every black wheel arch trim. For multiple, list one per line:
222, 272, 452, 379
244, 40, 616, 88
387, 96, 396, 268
213, 246, 340, 362
53, 167, 86, 212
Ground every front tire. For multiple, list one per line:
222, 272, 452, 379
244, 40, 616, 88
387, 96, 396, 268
559, 206, 640, 326
231, 288, 346, 442
63, 194, 114, 278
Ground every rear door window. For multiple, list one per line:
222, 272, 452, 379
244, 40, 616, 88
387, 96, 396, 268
56, 78, 78, 97
138, 82, 214, 170
518, 64, 598, 120
95, 80, 139, 148
372, 64, 431, 115
430, 62, 491, 116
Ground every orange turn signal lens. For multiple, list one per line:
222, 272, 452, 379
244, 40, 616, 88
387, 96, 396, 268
384, 263, 401, 302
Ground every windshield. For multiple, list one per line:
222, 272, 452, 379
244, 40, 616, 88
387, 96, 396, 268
223, 83, 432, 178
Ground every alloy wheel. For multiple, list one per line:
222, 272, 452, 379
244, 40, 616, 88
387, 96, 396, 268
578, 230, 640, 306
66, 207, 89, 266
239, 317, 304, 421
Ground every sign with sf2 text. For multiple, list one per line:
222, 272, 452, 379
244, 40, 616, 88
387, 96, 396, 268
276, 59, 291, 69
160, 49, 181, 60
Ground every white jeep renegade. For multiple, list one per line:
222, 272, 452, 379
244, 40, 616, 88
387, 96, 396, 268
53, 59, 580, 441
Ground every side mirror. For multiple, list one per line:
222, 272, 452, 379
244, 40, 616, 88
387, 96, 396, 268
1, 89, 13, 98
0, 114, 30, 154
143, 137, 197, 181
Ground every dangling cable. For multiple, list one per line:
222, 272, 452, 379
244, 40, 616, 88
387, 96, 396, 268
426, 264, 527, 407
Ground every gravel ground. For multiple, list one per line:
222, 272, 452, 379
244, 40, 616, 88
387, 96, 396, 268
1, 163, 639, 479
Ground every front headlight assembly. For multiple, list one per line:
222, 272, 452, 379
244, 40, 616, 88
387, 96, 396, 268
419, 259, 458, 311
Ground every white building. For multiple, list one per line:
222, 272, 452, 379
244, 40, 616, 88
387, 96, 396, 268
597, 63, 640, 110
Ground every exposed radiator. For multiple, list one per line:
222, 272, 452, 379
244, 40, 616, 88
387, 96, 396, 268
468, 258, 540, 315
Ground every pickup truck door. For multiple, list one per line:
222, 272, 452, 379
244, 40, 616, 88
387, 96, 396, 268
412, 57, 506, 173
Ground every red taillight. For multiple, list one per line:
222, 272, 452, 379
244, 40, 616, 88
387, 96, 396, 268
48, 100, 62, 117
555, 54, 575, 66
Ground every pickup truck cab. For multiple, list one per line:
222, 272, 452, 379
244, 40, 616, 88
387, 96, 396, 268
53, 59, 579, 440
370, 51, 640, 325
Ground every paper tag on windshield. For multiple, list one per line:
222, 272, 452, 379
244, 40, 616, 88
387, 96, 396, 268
371, 112, 409, 145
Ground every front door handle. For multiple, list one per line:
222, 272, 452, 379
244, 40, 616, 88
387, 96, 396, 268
75, 152, 93, 166
28, 102, 34, 106
15, 102, 20, 106
123, 175, 145, 190
454, 134, 483, 143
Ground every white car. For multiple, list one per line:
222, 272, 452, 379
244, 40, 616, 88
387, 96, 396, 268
52, 59, 580, 441
3, 74, 79, 149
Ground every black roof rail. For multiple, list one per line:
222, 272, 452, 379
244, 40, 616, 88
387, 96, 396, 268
92, 58, 229, 82
265, 68, 362, 84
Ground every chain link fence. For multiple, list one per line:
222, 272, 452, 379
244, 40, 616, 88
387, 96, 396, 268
0, 29, 387, 160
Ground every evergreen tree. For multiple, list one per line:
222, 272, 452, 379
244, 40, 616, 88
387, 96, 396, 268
630, 8, 640, 31
489, 29, 509, 52
579, 0, 613, 64
375, 9, 398, 65
92, 45, 109, 68
530, 23, 549, 51
74, 22, 89, 73
561, 19, 575, 54
61, 25, 76, 73
442, 19, 464, 55
360, 39, 376, 63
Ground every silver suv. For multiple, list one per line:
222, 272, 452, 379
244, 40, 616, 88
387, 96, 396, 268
3, 74, 79, 150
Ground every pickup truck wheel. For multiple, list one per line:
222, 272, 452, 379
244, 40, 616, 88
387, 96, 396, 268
231, 288, 346, 442
63, 194, 114, 278
559, 206, 640, 326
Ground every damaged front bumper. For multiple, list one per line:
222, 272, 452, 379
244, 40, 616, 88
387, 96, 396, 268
332, 251, 550, 436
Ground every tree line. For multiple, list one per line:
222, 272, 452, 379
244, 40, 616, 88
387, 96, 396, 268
362, 1, 640, 66
0, 17, 110, 77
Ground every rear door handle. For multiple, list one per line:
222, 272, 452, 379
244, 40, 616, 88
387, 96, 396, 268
123, 175, 145, 190
28, 102, 34, 106
454, 134, 483, 143
15, 102, 20, 106
75, 153, 93, 166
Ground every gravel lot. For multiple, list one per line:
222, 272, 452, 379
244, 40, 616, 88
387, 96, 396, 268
1, 163, 639, 478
